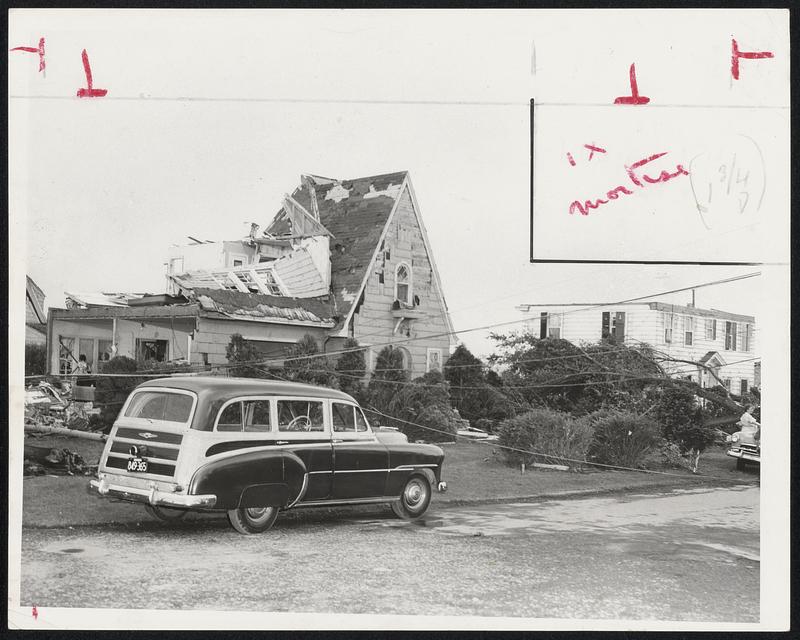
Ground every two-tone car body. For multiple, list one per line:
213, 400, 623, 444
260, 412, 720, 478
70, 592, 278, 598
89, 376, 446, 534
726, 423, 761, 470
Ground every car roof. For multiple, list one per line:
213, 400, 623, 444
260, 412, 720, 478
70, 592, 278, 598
137, 375, 357, 402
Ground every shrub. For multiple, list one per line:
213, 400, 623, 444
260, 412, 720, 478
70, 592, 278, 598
93, 356, 140, 432
586, 410, 661, 469
366, 346, 409, 412
25, 343, 47, 377
382, 370, 458, 443
225, 334, 264, 378
496, 408, 594, 470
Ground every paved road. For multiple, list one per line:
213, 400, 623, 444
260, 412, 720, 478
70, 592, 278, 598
18, 484, 758, 622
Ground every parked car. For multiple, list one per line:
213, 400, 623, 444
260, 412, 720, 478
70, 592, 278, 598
89, 377, 447, 534
726, 423, 760, 470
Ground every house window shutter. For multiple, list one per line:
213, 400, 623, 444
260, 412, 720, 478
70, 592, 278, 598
601, 312, 610, 339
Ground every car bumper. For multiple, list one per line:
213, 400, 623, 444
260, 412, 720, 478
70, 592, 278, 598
89, 477, 216, 508
726, 449, 760, 463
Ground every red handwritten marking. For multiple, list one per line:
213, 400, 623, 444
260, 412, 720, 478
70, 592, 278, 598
568, 152, 688, 216
32, 606, 38, 620
584, 144, 606, 161
613, 63, 650, 105
731, 38, 774, 80
76, 49, 107, 98
10, 37, 46, 72
566, 152, 576, 167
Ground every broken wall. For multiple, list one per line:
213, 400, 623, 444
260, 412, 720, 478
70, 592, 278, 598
353, 186, 451, 379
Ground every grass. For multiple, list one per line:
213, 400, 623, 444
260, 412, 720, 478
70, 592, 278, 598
20, 434, 758, 528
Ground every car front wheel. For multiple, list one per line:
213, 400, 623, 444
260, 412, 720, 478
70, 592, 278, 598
391, 474, 432, 519
227, 506, 279, 534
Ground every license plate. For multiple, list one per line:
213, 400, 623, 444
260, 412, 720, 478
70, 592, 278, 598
127, 457, 148, 473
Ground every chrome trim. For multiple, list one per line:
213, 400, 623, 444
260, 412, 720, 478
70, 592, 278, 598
106, 451, 179, 466
391, 464, 439, 471
90, 478, 216, 508
294, 496, 399, 509
111, 436, 181, 449
286, 473, 309, 509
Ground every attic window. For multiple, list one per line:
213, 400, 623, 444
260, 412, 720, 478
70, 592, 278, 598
395, 263, 412, 305
259, 270, 283, 295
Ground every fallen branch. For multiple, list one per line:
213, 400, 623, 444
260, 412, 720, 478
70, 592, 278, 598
25, 424, 107, 441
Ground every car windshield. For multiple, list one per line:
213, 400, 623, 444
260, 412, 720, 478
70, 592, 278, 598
124, 390, 194, 424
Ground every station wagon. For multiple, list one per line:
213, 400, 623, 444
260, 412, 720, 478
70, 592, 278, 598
89, 377, 447, 534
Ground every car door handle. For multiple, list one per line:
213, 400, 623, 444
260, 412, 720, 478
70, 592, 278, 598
276, 440, 289, 445
332, 438, 343, 443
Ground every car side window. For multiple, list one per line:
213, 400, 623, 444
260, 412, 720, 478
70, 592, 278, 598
332, 403, 356, 432
355, 407, 370, 433
217, 401, 243, 432
243, 400, 271, 432
277, 400, 324, 432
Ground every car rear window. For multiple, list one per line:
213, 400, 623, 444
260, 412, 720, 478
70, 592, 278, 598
124, 391, 194, 424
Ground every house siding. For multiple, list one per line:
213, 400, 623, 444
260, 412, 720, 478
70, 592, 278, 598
352, 187, 450, 379
194, 317, 328, 366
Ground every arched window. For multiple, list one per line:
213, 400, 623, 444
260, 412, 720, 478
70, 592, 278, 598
395, 262, 412, 304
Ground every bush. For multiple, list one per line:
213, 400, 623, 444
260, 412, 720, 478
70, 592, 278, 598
93, 356, 140, 432
225, 334, 264, 378
586, 410, 661, 469
25, 343, 47, 377
496, 408, 594, 470
335, 338, 367, 401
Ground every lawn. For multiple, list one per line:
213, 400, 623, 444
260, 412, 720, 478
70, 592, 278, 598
19, 434, 758, 528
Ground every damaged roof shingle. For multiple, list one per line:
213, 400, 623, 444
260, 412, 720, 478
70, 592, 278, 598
192, 288, 338, 325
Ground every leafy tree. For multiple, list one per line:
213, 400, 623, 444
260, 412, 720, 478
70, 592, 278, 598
444, 344, 514, 430
282, 334, 338, 388
225, 333, 263, 378
651, 385, 716, 472
366, 346, 409, 413
335, 338, 367, 401
489, 332, 662, 416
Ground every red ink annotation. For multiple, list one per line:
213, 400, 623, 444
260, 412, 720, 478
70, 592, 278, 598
567, 144, 607, 167
76, 49, 107, 98
731, 38, 774, 80
614, 63, 650, 105
568, 152, 689, 216
10, 37, 45, 72
32, 606, 38, 621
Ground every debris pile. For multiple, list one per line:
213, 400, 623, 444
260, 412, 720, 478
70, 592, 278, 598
23, 444, 96, 476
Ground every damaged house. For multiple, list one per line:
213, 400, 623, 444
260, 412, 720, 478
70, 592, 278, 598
47, 171, 454, 378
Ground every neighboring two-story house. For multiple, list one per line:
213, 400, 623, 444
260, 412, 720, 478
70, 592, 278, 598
517, 302, 757, 395
47, 171, 454, 378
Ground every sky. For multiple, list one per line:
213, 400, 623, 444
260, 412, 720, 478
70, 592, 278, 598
10, 9, 789, 358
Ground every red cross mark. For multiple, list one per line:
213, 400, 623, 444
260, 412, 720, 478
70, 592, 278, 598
32, 606, 38, 621
584, 144, 606, 161
614, 63, 650, 105
76, 49, 108, 98
731, 38, 774, 80
9, 37, 46, 72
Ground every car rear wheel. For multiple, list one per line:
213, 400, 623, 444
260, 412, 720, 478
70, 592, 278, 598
391, 474, 432, 520
145, 504, 188, 522
227, 506, 279, 534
